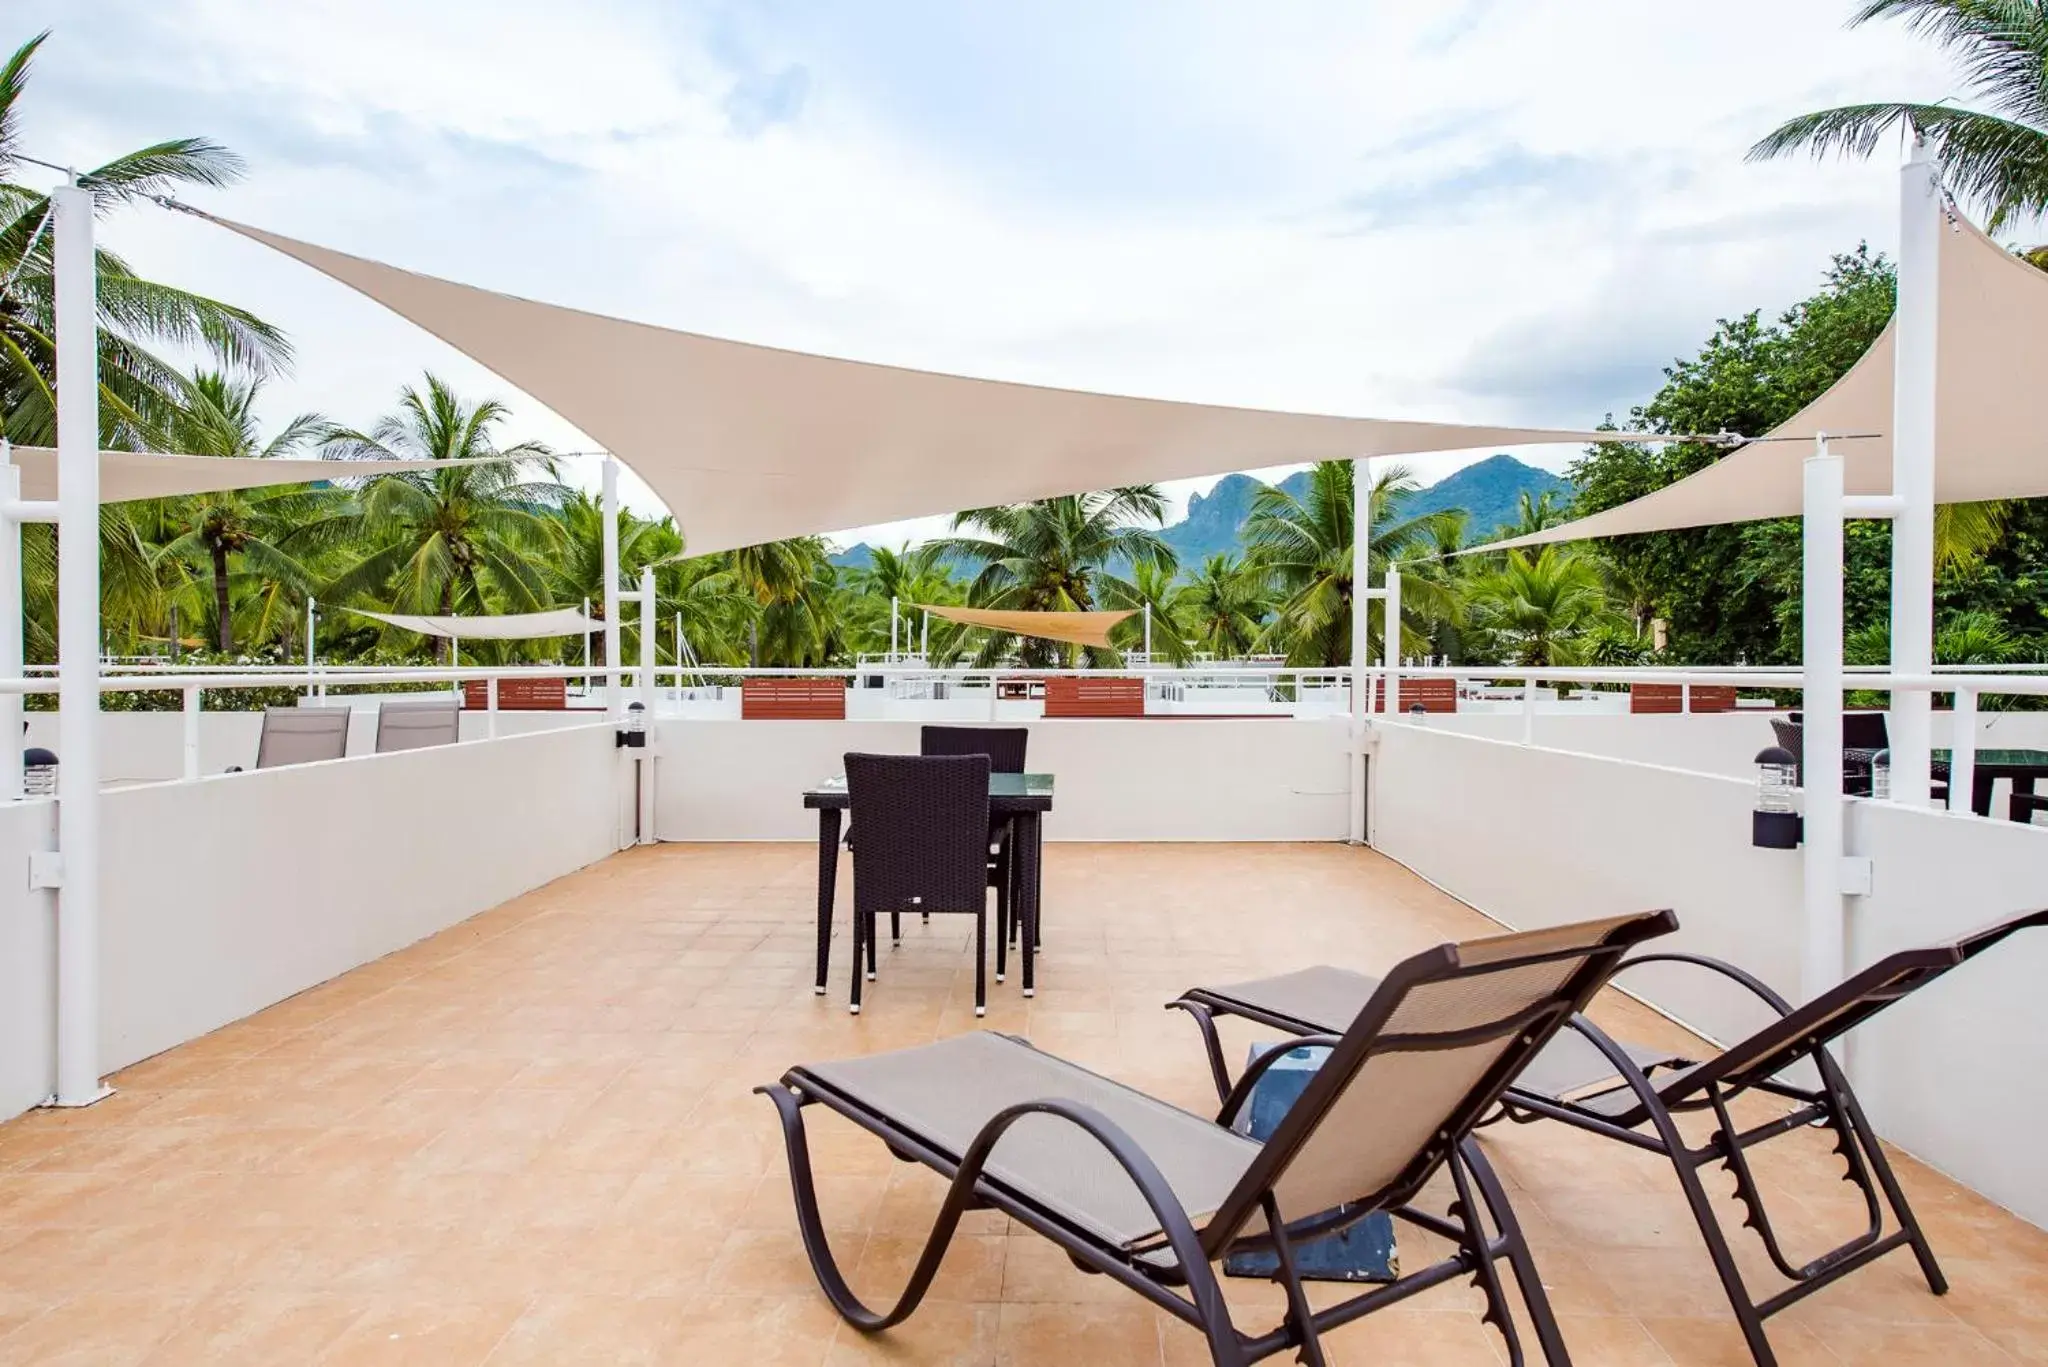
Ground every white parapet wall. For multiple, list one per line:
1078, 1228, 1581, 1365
655, 717, 1353, 842
1368, 720, 2048, 1229
0, 723, 627, 1122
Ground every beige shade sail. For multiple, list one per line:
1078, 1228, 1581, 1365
0, 445, 512, 504
1478, 209, 2048, 555
203, 214, 1664, 558
346, 607, 600, 640
920, 605, 1136, 649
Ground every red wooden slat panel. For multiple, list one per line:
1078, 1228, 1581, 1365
1043, 676, 1145, 718
461, 677, 567, 710
742, 677, 847, 720
1374, 677, 1458, 713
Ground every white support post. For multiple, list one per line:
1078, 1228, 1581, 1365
1802, 438, 1848, 999
1382, 567, 1402, 717
637, 565, 658, 845
1521, 677, 1536, 745
1889, 136, 1940, 806
0, 457, 22, 802
53, 182, 106, 1107
583, 596, 593, 689
1347, 457, 1371, 844
304, 596, 317, 700
1949, 687, 1978, 815
601, 458, 622, 716
1143, 602, 1152, 662
674, 611, 683, 690
920, 609, 929, 659
890, 596, 900, 660
182, 686, 201, 780
485, 676, 499, 739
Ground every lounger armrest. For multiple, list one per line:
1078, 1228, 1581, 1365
1215, 1034, 1346, 1131
1607, 951, 1795, 1018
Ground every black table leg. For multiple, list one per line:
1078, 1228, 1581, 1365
2011, 775, 2038, 823
1018, 811, 1041, 998
814, 807, 840, 995
1975, 772, 1996, 818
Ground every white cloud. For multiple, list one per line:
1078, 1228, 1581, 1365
9, 2, 1971, 542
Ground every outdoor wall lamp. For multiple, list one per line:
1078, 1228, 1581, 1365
1753, 745, 1802, 849
616, 701, 647, 749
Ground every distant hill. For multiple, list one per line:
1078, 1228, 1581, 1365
1401, 455, 1568, 542
831, 455, 1566, 577
1157, 456, 1564, 567
828, 543, 875, 571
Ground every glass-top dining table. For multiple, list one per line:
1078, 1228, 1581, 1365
803, 771, 1056, 997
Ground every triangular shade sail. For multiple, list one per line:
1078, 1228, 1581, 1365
920, 605, 1135, 649
2, 446, 510, 504
347, 607, 600, 640
205, 214, 1660, 558
1481, 210, 2048, 554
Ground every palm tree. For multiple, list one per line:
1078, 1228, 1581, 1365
1463, 547, 1623, 667
1171, 553, 1271, 660
1100, 559, 1191, 665
1243, 461, 1463, 666
1748, 1, 2048, 232
1, 32, 289, 444
319, 374, 567, 661
729, 536, 835, 665
929, 488, 1177, 666
841, 544, 960, 660
150, 371, 328, 651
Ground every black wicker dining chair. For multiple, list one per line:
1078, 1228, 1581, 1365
919, 726, 1032, 973
844, 752, 995, 1016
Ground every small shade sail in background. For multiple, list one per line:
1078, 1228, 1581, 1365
345, 607, 601, 640
1, 445, 513, 504
920, 605, 1136, 649
202, 213, 1667, 558
1478, 209, 2048, 554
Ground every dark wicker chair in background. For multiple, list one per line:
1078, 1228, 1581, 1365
1772, 713, 1949, 802
919, 726, 1032, 973
844, 752, 994, 1016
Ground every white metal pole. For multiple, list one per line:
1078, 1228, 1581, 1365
485, 676, 498, 739
53, 181, 105, 1107
1802, 438, 1848, 999
1143, 602, 1152, 662
921, 610, 929, 659
1383, 567, 1403, 717
583, 596, 592, 689
1521, 677, 1536, 745
1889, 136, 1940, 806
182, 686, 201, 780
674, 610, 682, 689
638, 565, 658, 845
0, 457, 21, 801
1348, 457, 1371, 843
1949, 687, 1978, 815
601, 458, 622, 716
890, 596, 900, 660
304, 596, 316, 700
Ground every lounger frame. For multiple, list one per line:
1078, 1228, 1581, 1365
1170, 908, 2048, 1367
761, 910, 1677, 1366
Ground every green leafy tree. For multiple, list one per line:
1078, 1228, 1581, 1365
319, 374, 566, 662
152, 371, 328, 651
1463, 547, 1625, 667
729, 536, 836, 666
1100, 559, 1191, 665
1749, 0, 2048, 232
931, 488, 1176, 666
1242, 461, 1462, 666
0, 31, 288, 444
1170, 553, 1272, 660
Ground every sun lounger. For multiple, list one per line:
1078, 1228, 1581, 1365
760, 909, 1676, 1366
1168, 907, 2048, 1367
375, 696, 460, 753
251, 705, 352, 769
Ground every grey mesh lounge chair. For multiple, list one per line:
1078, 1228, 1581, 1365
375, 696, 461, 753
844, 752, 994, 1016
1168, 907, 2048, 1367
251, 705, 352, 769
760, 909, 1677, 1367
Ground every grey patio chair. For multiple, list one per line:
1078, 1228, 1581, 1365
1168, 906, 2048, 1367
759, 908, 1678, 1367
375, 696, 461, 753
250, 705, 352, 769
843, 751, 994, 1016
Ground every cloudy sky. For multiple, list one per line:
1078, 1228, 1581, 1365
11, 2, 1961, 546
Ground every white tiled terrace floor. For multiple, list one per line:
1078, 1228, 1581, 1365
2, 842, 2046, 1365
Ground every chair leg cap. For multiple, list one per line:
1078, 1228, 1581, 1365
1022, 989, 1035, 998
849, 1004, 861, 1015
813, 986, 825, 996
995, 973, 1005, 982
975, 1007, 986, 1018
865, 972, 876, 982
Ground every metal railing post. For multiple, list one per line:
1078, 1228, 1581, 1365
1949, 687, 1978, 815
1521, 676, 1536, 745
486, 676, 499, 739
182, 686, 202, 780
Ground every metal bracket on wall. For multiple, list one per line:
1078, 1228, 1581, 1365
1840, 856, 1875, 898
28, 850, 63, 890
